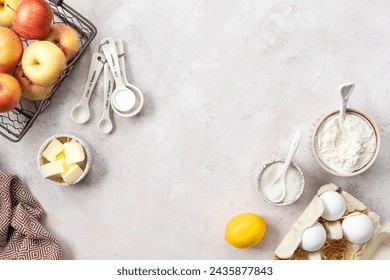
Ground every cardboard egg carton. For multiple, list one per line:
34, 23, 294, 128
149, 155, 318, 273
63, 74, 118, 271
273, 183, 390, 260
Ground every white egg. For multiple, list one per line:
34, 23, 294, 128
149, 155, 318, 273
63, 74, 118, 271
319, 191, 346, 221
342, 212, 374, 244
300, 221, 327, 252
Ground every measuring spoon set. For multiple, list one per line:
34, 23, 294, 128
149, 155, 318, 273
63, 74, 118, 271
71, 37, 144, 133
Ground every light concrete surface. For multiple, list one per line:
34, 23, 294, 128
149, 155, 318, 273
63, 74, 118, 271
1, 0, 390, 259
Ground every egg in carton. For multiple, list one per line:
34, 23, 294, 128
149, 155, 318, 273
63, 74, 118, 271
273, 183, 390, 260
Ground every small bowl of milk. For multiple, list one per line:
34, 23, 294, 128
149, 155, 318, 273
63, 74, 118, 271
256, 159, 305, 206
311, 108, 380, 177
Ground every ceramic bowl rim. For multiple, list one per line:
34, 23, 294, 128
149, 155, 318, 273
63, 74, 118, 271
256, 158, 305, 206
311, 108, 381, 177
37, 134, 92, 186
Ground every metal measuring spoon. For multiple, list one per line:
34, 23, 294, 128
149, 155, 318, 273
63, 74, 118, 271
267, 130, 302, 203
71, 53, 105, 124
98, 63, 114, 133
339, 83, 355, 127
100, 37, 136, 113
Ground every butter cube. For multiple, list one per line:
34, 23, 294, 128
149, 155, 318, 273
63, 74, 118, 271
61, 164, 84, 184
39, 160, 64, 178
54, 152, 66, 163
54, 153, 74, 177
42, 138, 64, 161
64, 142, 85, 165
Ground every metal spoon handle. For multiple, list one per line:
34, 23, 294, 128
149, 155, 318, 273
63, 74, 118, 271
280, 130, 302, 176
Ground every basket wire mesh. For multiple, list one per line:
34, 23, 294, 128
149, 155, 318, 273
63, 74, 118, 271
0, 0, 97, 142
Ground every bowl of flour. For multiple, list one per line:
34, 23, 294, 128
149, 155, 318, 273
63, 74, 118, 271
312, 109, 380, 176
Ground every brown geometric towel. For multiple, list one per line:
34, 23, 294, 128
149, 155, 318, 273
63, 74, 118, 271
0, 171, 62, 260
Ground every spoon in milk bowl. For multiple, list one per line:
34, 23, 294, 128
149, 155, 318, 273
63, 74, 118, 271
266, 130, 302, 203
339, 83, 355, 127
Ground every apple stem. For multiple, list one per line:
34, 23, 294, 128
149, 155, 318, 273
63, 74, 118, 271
7, 4, 16, 12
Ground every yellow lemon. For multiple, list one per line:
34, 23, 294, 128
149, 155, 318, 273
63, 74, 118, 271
225, 213, 266, 249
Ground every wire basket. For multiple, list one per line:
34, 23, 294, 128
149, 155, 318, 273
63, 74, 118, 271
0, 0, 97, 142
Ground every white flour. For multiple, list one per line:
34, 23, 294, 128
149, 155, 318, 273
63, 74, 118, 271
315, 113, 377, 174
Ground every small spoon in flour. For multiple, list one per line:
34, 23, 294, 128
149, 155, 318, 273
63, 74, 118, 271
266, 130, 302, 203
339, 83, 355, 127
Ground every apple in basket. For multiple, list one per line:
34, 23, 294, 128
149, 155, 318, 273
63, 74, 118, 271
12, 0, 53, 40
4, 67, 16, 76
0, 0, 21, 27
22, 41, 67, 86
0, 27, 23, 73
0, 73, 22, 112
42, 23, 81, 62
14, 66, 54, 101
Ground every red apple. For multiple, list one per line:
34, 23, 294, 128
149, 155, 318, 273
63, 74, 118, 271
0, 73, 22, 112
15, 66, 54, 100
5, 67, 16, 76
22, 41, 67, 86
0, 27, 23, 73
42, 23, 80, 62
0, 0, 21, 27
13, 0, 53, 39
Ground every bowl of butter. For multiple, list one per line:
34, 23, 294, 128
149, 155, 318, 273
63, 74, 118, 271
38, 134, 92, 185
311, 109, 380, 177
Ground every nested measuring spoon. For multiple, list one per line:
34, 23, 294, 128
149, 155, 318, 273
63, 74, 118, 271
71, 52, 105, 124
98, 63, 114, 133
115, 39, 144, 117
100, 37, 136, 114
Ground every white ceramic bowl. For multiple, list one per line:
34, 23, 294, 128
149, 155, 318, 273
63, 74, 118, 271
311, 109, 380, 177
256, 158, 305, 206
37, 134, 92, 185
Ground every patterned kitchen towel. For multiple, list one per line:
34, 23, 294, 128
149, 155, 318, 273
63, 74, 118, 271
0, 171, 62, 260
